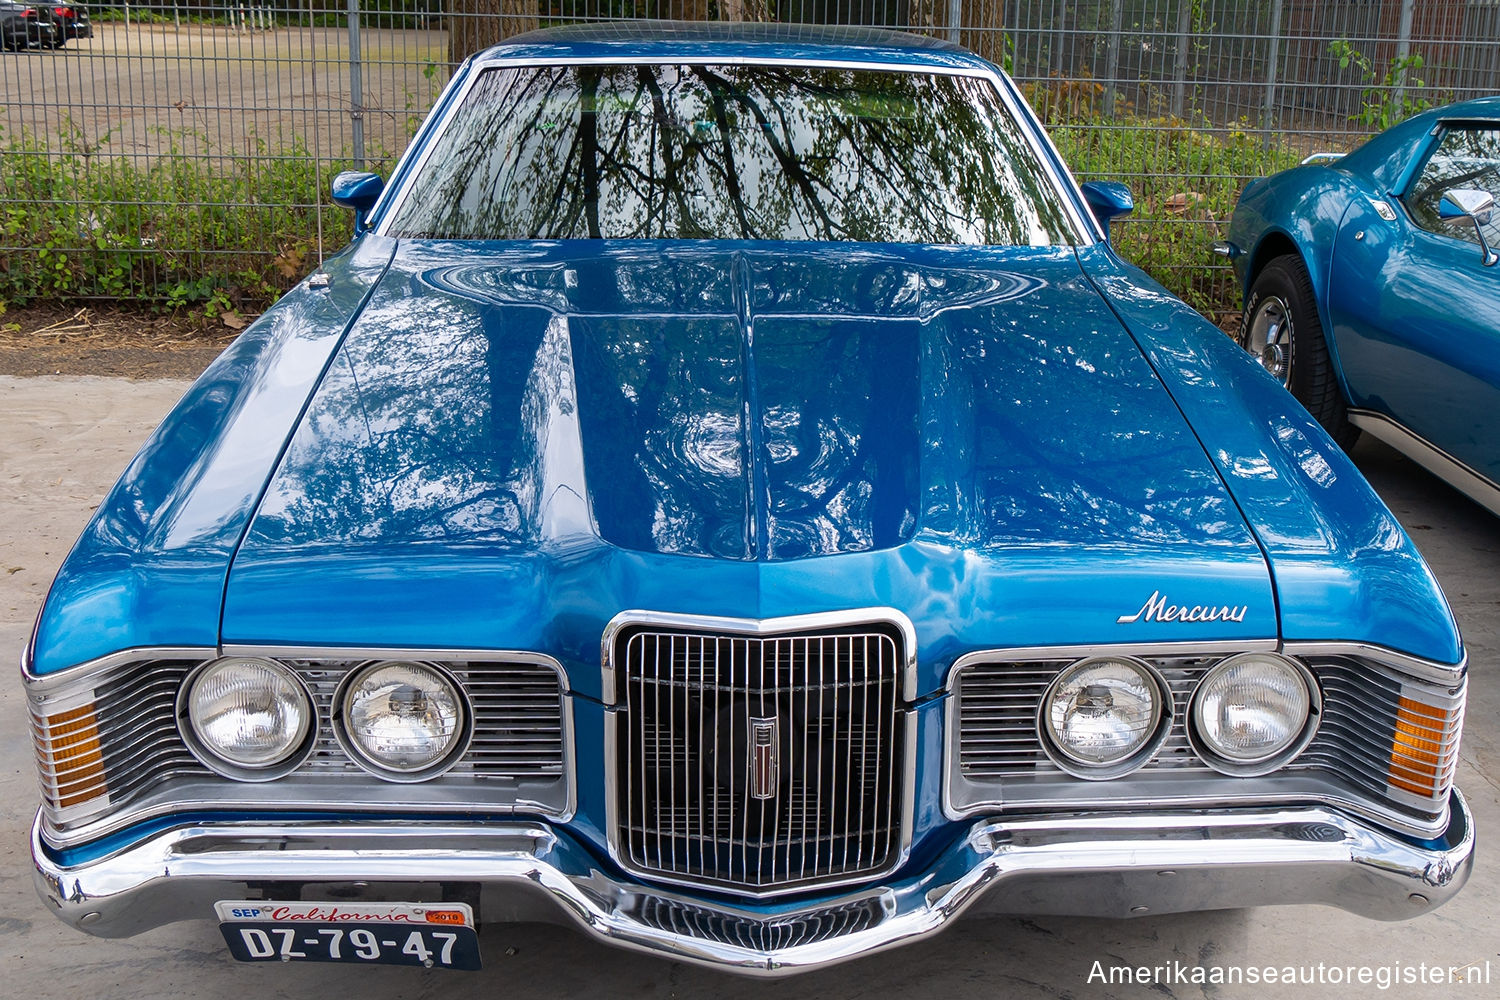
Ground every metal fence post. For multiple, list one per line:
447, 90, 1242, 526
1172, 0, 1192, 119
1104, 0, 1124, 117
349, 0, 366, 170
1395, 0, 1417, 110
308, 0, 325, 263
946, 0, 961, 45
1263, 0, 1284, 130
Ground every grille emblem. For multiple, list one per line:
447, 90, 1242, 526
749, 716, 779, 800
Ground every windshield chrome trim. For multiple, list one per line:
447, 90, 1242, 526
373, 55, 1095, 246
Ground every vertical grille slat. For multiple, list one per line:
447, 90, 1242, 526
616, 623, 905, 895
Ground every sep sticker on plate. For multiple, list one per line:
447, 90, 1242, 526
215, 901, 481, 970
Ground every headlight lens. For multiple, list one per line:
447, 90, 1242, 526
1041, 656, 1167, 774
339, 661, 468, 779
1192, 652, 1316, 769
183, 657, 313, 775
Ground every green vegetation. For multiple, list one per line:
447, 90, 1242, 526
0, 123, 362, 316
0, 108, 1303, 321
1327, 40, 1440, 131
1049, 117, 1302, 319
1027, 73, 1305, 318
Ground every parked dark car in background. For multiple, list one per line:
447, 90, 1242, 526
1, 0, 56, 49
25, 22, 1472, 975
48, 3, 90, 40
1227, 96, 1500, 517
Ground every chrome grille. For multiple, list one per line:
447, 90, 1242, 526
30, 660, 201, 819
32, 655, 569, 839
290, 660, 566, 777
1299, 657, 1463, 811
630, 894, 885, 950
953, 651, 1463, 831
958, 657, 1213, 776
615, 627, 905, 895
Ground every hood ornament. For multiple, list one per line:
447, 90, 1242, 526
1117, 590, 1249, 625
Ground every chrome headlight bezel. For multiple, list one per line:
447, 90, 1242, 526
176, 656, 317, 781
333, 659, 472, 782
1188, 651, 1321, 776
1036, 654, 1173, 780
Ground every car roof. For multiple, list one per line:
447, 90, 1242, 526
1436, 94, 1500, 119
477, 19, 989, 73
1337, 94, 1500, 187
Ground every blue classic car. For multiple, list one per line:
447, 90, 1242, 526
26, 23, 1472, 975
1227, 96, 1500, 517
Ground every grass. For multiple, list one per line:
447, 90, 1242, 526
0, 123, 363, 316
0, 111, 1313, 319
1051, 118, 1306, 319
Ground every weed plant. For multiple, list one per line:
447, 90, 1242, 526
0, 122, 360, 316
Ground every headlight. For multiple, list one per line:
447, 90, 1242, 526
180, 657, 314, 779
1039, 656, 1169, 778
1191, 652, 1318, 774
337, 661, 469, 780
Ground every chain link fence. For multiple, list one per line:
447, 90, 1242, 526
2, 1, 1498, 318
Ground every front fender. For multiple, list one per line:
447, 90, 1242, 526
1079, 245, 1461, 665
1229, 165, 1362, 309
29, 236, 398, 675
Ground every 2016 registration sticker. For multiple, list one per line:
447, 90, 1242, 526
214, 901, 481, 970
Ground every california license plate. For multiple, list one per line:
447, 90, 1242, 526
215, 901, 481, 970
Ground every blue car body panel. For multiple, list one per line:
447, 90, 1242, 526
1080, 247, 1459, 664
220, 241, 1279, 700
1228, 96, 1500, 512
30, 236, 398, 675
22, 24, 1474, 968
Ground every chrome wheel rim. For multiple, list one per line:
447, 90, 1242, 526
1245, 296, 1293, 386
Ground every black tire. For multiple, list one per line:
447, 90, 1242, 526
1239, 255, 1359, 450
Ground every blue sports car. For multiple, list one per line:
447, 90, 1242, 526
1227, 96, 1500, 517
26, 23, 1472, 975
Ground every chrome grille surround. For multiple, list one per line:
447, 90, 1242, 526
946, 641, 1466, 838
26, 646, 574, 849
604, 610, 917, 899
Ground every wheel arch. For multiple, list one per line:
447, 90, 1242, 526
1243, 230, 1305, 295
1242, 227, 1358, 412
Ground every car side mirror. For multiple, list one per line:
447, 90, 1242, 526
1079, 181, 1135, 242
1438, 188, 1498, 266
331, 171, 386, 235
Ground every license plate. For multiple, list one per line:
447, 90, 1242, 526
215, 901, 481, 970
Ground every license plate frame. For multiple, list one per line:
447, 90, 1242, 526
215, 901, 481, 970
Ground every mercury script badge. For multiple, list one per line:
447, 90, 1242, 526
749, 717, 780, 800
1117, 590, 1249, 624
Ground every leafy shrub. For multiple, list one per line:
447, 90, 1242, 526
0, 122, 360, 312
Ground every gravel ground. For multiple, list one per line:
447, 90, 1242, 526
3, 22, 445, 163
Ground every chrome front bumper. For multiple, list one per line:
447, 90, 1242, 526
33, 791, 1474, 976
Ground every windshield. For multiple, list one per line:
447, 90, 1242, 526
383, 62, 1076, 246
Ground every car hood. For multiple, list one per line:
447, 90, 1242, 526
222, 241, 1276, 696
